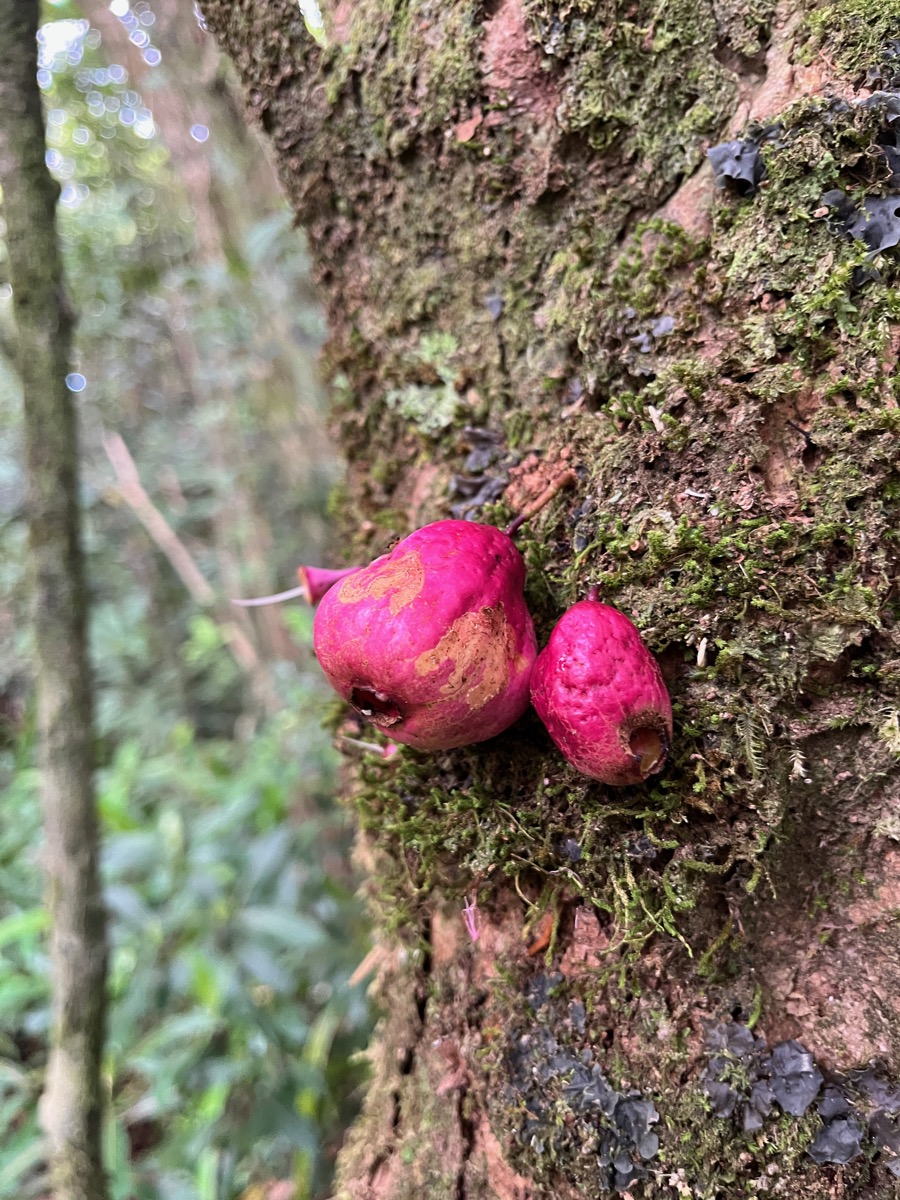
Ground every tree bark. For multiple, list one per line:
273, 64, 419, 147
198, 2, 900, 1197
0, 3, 108, 1197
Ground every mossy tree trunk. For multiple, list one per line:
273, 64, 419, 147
0, 2, 108, 1197
199, 2, 900, 1196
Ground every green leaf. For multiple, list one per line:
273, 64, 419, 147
196, 1148, 219, 1200
102, 831, 160, 877
238, 906, 326, 952
0, 1120, 46, 1197
0, 908, 48, 951
188, 951, 222, 1014
131, 1010, 221, 1058
0, 975, 47, 1018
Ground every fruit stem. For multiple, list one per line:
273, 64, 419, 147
232, 584, 309, 607
231, 564, 361, 608
338, 735, 400, 761
504, 469, 577, 537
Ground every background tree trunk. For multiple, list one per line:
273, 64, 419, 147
0, 2, 108, 1197
197, 2, 900, 1196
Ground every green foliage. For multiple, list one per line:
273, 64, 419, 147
0, 681, 370, 1200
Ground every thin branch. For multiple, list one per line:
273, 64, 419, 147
102, 432, 283, 707
505, 469, 578, 537
103, 431, 216, 606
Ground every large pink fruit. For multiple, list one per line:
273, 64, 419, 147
531, 596, 672, 785
313, 520, 537, 750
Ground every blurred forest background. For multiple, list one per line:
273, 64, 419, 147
0, 2, 371, 1197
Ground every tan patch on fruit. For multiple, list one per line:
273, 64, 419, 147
335, 551, 425, 615
414, 605, 517, 709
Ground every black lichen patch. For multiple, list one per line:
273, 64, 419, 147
808, 1116, 865, 1165
858, 90, 900, 179
707, 128, 777, 195
500, 974, 660, 1193
489, 989, 900, 1196
865, 39, 900, 91
448, 426, 513, 519
812, 93, 900, 257
853, 1067, 900, 1175
825, 191, 900, 254
703, 1019, 900, 1172
769, 1041, 826, 1118
813, 93, 900, 273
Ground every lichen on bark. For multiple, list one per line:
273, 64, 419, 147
199, 1, 900, 1195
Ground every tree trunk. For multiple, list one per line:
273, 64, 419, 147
197, 2, 900, 1196
0, 2, 108, 1197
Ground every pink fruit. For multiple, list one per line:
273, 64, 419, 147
313, 520, 537, 751
531, 594, 672, 786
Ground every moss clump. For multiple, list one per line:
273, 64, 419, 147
712, 99, 900, 302
327, 0, 483, 140
803, 0, 900, 81
353, 710, 765, 961
383, 332, 465, 436
525, 0, 759, 182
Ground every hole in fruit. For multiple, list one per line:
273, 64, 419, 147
350, 687, 403, 728
629, 726, 667, 776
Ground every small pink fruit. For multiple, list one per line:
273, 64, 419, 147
531, 593, 672, 786
313, 520, 537, 751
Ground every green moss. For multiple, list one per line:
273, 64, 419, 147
526, 0, 748, 183
384, 332, 464, 436
328, 0, 483, 137
652, 1095, 835, 1199
803, 0, 900, 79
353, 704, 775, 963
